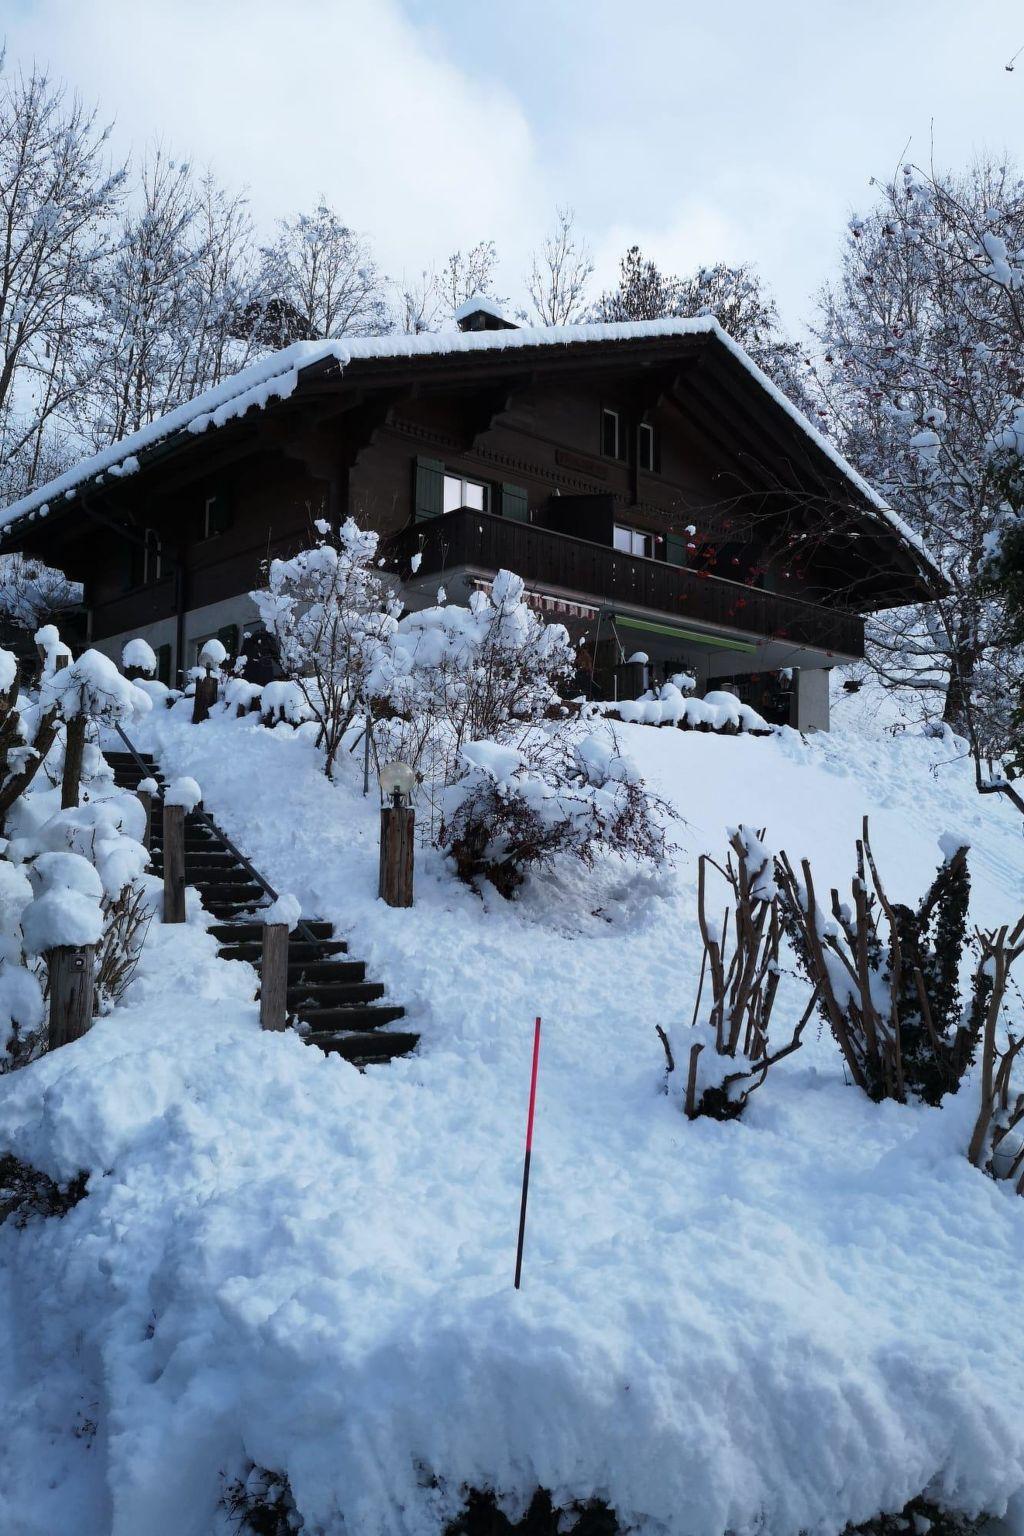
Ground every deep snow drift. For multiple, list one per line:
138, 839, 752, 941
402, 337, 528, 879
2, 704, 1024, 1536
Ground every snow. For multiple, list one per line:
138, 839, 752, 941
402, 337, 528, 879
121, 637, 157, 675
597, 682, 770, 733
0, 646, 17, 695
42, 649, 153, 723
264, 891, 302, 931
20, 850, 105, 953
0, 318, 942, 584
3, 699, 1024, 1534
453, 294, 513, 324
164, 776, 202, 812
198, 637, 227, 669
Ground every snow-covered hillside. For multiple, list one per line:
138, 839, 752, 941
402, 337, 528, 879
2, 707, 1024, 1536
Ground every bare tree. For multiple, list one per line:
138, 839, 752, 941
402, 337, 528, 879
91, 147, 204, 443
524, 207, 593, 325
0, 59, 125, 501
390, 267, 444, 334
259, 201, 389, 339
816, 156, 1024, 732
437, 239, 505, 318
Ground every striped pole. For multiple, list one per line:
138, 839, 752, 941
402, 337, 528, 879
514, 1017, 542, 1290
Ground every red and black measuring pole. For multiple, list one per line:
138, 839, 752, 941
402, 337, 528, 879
514, 1017, 543, 1290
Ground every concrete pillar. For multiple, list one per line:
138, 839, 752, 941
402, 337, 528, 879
790, 667, 830, 732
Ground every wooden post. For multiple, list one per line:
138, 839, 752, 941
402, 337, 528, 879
378, 797, 415, 907
61, 714, 86, 809
260, 922, 289, 1031
136, 788, 152, 850
48, 945, 95, 1050
192, 669, 218, 724
163, 802, 186, 922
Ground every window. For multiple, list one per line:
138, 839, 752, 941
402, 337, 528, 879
613, 524, 653, 559
638, 422, 656, 472
203, 491, 231, 539
128, 528, 161, 589
601, 407, 621, 459
443, 473, 490, 513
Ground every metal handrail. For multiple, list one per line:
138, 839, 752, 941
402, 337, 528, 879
113, 722, 322, 948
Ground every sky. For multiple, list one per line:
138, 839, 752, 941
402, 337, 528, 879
3, 0, 1022, 338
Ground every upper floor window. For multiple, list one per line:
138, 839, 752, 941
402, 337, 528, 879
443, 473, 490, 513
638, 421, 656, 472
614, 523, 653, 559
601, 407, 621, 460
127, 527, 162, 590
202, 491, 231, 539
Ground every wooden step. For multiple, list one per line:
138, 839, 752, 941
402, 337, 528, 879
298, 1003, 405, 1031
193, 880, 265, 903
217, 939, 349, 963
306, 1029, 419, 1064
287, 980, 384, 1007
209, 920, 334, 942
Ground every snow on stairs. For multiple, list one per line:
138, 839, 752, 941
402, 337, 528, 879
106, 750, 418, 1067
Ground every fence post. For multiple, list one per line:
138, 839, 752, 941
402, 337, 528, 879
47, 944, 95, 1050
192, 668, 218, 724
163, 801, 186, 922
61, 714, 86, 809
260, 922, 289, 1031
379, 794, 415, 908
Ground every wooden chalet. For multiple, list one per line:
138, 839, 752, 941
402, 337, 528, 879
0, 310, 942, 729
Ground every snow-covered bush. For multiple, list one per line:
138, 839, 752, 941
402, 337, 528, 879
252, 518, 399, 778
598, 684, 770, 734
41, 645, 153, 810
260, 679, 312, 728
966, 918, 1024, 1191
121, 637, 157, 678
221, 1463, 303, 1535
438, 730, 668, 898
371, 570, 575, 768
0, 682, 154, 1059
0, 642, 62, 830
776, 822, 1006, 1106
670, 827, 811, 1120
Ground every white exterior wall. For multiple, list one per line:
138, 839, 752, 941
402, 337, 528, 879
91, 593, 260, 682
790, 667, 830, 732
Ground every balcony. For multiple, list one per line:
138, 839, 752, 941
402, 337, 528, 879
390, 508, 865, 659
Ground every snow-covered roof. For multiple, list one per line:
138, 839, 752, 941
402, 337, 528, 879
0, 317, 941, 581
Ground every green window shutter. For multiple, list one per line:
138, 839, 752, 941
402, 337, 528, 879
664, 533, 688, 567
217, 624, 239, 658
155, 643, 172, 685
500, 483, 529, 523
414, 457, 444, 520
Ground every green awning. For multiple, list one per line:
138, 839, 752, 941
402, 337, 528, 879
612, 614, 758, 654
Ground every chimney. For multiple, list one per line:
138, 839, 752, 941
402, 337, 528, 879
454, 295, 518, 333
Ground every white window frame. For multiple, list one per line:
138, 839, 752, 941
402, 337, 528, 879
638, 421, 656, 472
443, 473, 490, 513
601, 407, 621, 460
202, 495, 219, 539
613, 523, 653, 560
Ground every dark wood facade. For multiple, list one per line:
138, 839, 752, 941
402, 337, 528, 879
0, 322, 938, 712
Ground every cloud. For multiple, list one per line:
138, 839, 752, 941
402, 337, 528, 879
2, 0, 549, 285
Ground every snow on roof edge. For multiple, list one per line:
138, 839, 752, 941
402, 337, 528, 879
0, 316, 943, 582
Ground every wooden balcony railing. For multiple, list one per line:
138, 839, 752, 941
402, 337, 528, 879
389, 509, 865, 659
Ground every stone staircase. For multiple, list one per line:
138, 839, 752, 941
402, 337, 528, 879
105, 749, 419, 1067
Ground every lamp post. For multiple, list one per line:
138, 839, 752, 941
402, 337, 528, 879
378, 761, 416, 908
